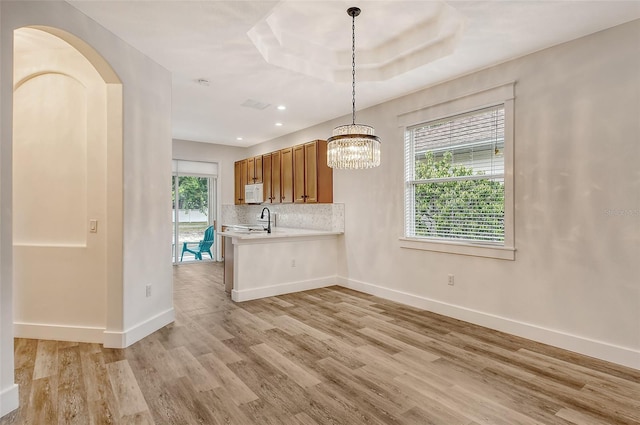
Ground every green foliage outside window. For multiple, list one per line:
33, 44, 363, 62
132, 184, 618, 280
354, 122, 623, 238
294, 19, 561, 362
414, 151, 504, 242
173, 176, 209, 215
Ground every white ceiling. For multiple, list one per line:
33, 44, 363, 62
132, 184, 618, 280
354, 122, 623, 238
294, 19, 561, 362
67, 1, 640, 147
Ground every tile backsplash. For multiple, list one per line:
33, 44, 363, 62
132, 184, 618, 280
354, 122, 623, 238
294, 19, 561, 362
221, 203, 344, 232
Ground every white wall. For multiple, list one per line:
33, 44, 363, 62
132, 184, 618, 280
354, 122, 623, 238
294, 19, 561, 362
12, 27, 108, 342
250, 20, 640, 369
1, 1, 173, 415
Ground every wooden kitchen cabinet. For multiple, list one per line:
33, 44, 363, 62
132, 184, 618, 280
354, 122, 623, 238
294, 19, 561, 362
234, 159, 248, 205
233, 141, 332, 205
263, 151, 282, 203
293, 140, 332, 203
247, 156, 263, 184
280, 147, 294, 203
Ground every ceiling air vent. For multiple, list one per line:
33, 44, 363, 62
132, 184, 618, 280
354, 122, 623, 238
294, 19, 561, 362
241, 99, 271, 110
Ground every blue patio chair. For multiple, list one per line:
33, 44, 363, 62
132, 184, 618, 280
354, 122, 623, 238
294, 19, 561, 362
180, 225, 214, 261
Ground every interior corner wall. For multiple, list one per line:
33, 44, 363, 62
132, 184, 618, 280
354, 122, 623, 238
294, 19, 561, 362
1, 0, 173, 371
251, 20, 640, 369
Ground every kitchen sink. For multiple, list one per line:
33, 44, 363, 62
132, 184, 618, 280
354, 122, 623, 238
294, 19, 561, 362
226, 224, 266, 233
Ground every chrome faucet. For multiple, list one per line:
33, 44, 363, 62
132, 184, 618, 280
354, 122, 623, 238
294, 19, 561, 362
260, 207, 271, 233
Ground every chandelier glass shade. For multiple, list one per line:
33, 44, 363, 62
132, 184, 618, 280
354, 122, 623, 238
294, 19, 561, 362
327, 7, 381, 169
327, 124, 380, 169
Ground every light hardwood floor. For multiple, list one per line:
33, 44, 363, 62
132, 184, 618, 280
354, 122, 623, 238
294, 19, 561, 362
2, 261, 639, 424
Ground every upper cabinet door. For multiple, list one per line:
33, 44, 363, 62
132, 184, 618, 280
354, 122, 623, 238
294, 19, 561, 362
254, 156, 263, 183
247, 157, 256, 183
304, 141, 318, 203
271, 151, 282, 204
262, 154, 272, 202
316, 140, 333, 203
281, 147, 294, 203
234, 159, 248, 205
247, 155, 263, 184
293, 144, 306, 203
294, 140, 332, 204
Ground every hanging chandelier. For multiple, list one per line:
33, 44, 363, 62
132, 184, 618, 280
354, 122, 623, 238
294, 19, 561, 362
327, 7, 381, 169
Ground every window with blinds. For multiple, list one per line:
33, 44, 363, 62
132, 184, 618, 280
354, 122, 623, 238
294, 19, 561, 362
405, 105, 505, 244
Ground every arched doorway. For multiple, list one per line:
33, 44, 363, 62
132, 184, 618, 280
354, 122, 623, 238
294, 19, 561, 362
12, 26, 123, 343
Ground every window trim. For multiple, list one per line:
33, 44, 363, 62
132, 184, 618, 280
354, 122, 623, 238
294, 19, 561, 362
399, 82, 515, 260
399, 237, 515, 260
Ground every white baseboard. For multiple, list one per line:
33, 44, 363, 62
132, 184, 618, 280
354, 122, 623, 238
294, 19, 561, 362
338, 276, 640, 371
0, 384, 19, 418
13, 322, 105, 343
13, 309, 175, 350
103, 307, 175, 349
232, 276, 336, 302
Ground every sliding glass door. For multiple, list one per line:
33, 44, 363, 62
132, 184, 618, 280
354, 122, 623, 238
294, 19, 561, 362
172, 161, 218, 264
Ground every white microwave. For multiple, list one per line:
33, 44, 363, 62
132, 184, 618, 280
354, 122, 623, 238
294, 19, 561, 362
244, 183, 263, 204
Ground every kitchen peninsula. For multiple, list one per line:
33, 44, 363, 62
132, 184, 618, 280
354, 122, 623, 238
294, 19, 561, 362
220, 226, 342, 302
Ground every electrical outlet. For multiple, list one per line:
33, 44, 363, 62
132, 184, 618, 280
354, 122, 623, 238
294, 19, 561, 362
448, 274, 454, 286
145, 284, 152, 297
291, 259, 296, 268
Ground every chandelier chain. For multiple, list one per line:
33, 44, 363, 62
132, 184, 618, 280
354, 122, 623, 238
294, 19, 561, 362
326, 7, 381, 169
351, 11, 356, 125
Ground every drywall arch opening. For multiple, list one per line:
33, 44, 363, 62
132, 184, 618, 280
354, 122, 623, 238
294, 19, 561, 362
12, 26, 123, 342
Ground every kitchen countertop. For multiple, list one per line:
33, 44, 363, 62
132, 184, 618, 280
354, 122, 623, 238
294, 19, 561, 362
218, 226, 342, 241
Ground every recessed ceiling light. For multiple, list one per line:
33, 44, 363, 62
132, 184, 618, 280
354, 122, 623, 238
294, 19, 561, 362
236, 137, 243, 141
277, 105, 286, 111
275, 122, 283, 127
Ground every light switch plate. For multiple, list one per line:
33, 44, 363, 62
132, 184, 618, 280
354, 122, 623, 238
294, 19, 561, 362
89, 219, 98, 233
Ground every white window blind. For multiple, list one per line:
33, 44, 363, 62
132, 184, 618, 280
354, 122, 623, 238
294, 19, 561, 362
172, 160, 218, 177
405, 105, 505, 244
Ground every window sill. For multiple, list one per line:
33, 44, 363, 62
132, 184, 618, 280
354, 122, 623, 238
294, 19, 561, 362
399, 237, 515, 260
